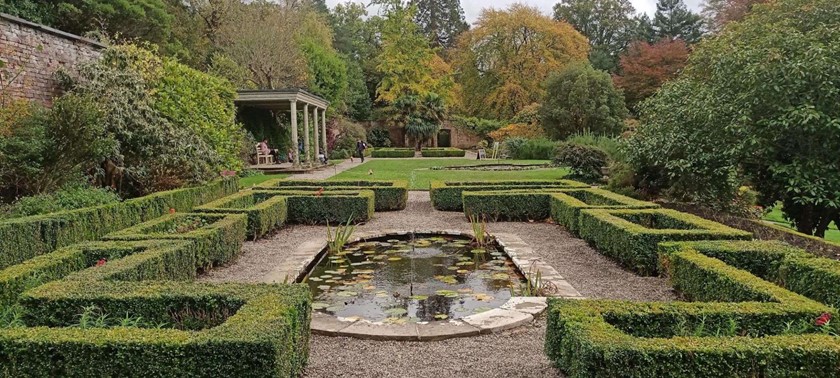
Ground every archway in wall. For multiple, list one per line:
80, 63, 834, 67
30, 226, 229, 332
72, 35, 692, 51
437, 129, 452, 147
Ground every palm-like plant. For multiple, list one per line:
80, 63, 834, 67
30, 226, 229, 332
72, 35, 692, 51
392, 93, 445, 150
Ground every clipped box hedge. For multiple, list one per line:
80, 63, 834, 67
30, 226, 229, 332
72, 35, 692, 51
254, 190, 375, 225
430, 179, 589, 211
421, 147, 465, 157
578, 208, 752, 275
549, 188, 659, 235
462, 190, 556, 221
0, 178, 238, 270
257, 179, 408, 211
194, 191, 288, 239
5, 282, 311, 377
546, 241, 835, 378
103, 212, 247, 269
371, 148, 415, 158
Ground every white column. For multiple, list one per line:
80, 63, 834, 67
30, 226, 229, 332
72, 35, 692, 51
290, 101, 299, 166
313, 107, 320, 163
321, 108, 328, 155
303, 104, 310, 165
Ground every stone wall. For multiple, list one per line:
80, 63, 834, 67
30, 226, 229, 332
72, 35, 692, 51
368, 120, 483, 149
0, 13, 104, 106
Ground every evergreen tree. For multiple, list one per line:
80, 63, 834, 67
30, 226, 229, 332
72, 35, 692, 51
652, 0, 704, 43
553, 0, 637, 73
412, 0, 469, 49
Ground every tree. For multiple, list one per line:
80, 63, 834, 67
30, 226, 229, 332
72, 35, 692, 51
632, 14, 657, 43
553, 0, 637, 72
540, 64, 627, 140
391, 93, 446, 150
613, 38, 689, 111
625, 0, 840, 237
702, 0, 768, 33
453, 4, 589, 120
299, 12, 349, 110
652, 0, 704, 43
412, 0, 469, 49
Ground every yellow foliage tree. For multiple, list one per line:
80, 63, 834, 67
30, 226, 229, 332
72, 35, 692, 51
488, 123, 546, 141
453, 4, 589, 120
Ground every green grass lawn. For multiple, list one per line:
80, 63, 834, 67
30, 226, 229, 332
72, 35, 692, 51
330, 159, 570, 190
239, 173, 289, 188
763, 204, 840, 243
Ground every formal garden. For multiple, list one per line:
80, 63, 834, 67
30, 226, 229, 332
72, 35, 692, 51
2, 0, 840, 376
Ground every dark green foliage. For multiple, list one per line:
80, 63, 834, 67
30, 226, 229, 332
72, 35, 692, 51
553, 0, 637, 72
420, 148, 465, 157
194, 192, 288, 239
553, 142, 609, 180
2, 184, 121, 219
0, 178, 238, 270
540, 64, 627, 140
462, 191, 555, 221
413, 0, 469, 49
651, 0, 704, 43
253, 190, 374, 225
257, 179, 408, 211
549, 188, 659, 234
367, 127, 392, 148
502, 138, 557, 160
371, 148, 416, 158
103, 213, 247, 269
450, 116, 504, 139
578, 208, 752, 275
430, 180, 589, 211
391, 93, 445, 150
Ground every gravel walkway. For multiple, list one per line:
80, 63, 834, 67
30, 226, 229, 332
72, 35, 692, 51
199, 191, 676, 377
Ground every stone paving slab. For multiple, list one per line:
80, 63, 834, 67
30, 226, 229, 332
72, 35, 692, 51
416, 320, 481, 341
500, 297, 548, 315
461, 308, 534, 334
340, 321, 420, 341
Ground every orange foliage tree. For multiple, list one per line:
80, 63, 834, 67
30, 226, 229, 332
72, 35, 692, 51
452, 4, 589, 120
613, 38, 689, 111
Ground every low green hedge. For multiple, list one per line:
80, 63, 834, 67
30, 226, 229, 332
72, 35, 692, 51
0, 178, 238, 270
0, 240, 195, 306
430, 179, 589, 211
194, 191, 288, 239
549, 188, 659, 235
421, 148, 465, 157
5, 282, 311, 377
254, 190, 375, 225
660, 240, 840, 310
462, 191, 555, 221
371, 148, 415, 158
257, 179, 408, 211
103, 213, 247, 269
578, 208, 752, 275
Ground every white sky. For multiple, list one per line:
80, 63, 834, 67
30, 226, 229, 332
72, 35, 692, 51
324, 0, 705, 23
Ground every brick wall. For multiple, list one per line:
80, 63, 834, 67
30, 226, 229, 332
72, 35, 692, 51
0, 13, 103, 106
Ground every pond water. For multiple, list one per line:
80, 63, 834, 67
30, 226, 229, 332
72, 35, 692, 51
305, 234, 525, 323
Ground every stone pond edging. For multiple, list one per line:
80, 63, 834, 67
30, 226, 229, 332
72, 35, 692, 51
261, 230, 583, 341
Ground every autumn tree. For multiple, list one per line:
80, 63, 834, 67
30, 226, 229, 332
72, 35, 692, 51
412, 0, 469, 49
299, 11, 348, 109
453, 4, 589, 120
702, 0, 768, 33
613, 38, 689, 111
329, 2, 382, 120
652, 0, 704, 43
553, 0, 638, 72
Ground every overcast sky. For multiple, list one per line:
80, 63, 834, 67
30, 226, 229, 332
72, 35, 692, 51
323, 0, 705, 23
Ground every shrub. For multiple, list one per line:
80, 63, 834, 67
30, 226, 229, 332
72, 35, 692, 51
2, 183, 121, 219
553, 142, 609, 180
250, 190, 375, 225
450, 115, 504, 139
421, 148, 465, 157
430, 180, 589, 211
194, 192, 288, 239
577, 208, 752, 275
549, 188, 659, 234
329, 118, 367, 159
371, 148, 415, 158
257, 179, 408, 211
367, 127, 392, 147
0, 178, 238, 270
502, 137, 557, 160
463, 191, 555, 221
488, 123, 545, 141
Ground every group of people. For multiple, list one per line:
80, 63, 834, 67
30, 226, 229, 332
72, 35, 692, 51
257, 138, 368, 165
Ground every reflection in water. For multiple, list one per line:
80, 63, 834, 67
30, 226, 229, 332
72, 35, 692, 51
305, 234, 525, 322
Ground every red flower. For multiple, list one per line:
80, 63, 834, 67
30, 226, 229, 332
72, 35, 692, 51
96, 258, 107, 267
815, 313, 832, 327
169, 208, 176, 215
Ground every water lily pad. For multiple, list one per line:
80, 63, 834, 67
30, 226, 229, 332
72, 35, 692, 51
312, 302, 330, 310
471, 249, 487, 254
320, 275, 333, 279
447, 266, 459, 271
434, 275, 458, 284
457, 269, 470, 274
384, 308, 408, 316
410, 295, 429, 301
435, 290, 460, 298
456, 261, 473, 266
336, 291, 358, 297
434, 314, 449, 320
308, 277, 323, 282
388, 257, 402, 261
474, 293, 494, 301
491, 273, 509, 280
317, 285, 332, 291
457, 288, 473, 294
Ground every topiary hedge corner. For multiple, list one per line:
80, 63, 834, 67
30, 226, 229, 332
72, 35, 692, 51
0, 178, 239, 271
257, 179, 408, 211
194, 191, 288, 239
549, 188, 659, 235
371, 148, 415, 158
430, 179, 589, 211
253, 190, 375, 225
421, 147, 465, 157
103, 212, 247, 269
578, 208, 752, 275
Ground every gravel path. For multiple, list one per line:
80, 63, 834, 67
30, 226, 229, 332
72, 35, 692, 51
200, 191, 676, 377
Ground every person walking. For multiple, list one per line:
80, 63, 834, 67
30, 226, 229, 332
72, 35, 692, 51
356, 139, 368, 163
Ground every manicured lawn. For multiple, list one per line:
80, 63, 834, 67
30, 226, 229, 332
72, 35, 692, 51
239, 173, 289, 188
763, 204, 840, 243
330, 159, 570, 190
